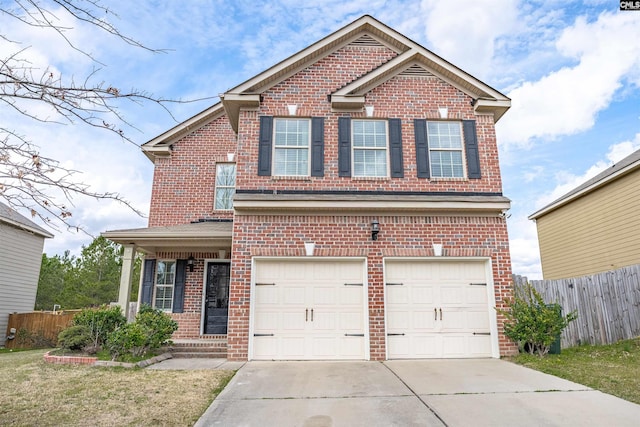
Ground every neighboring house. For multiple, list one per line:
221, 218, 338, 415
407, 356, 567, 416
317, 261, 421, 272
529, 149, 640, 280
0, 202, 53, 346
103, 15, 516, 361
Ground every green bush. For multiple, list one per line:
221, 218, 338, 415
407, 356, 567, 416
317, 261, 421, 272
58, 325, 92, 351
73, 306, 126, 349
105, 305, 178, 360
498, 283, 577, 356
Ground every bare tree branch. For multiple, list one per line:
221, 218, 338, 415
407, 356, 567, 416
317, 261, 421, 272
0, 1, 216, 232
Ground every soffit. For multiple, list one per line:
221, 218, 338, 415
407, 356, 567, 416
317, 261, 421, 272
101, 222, 233, 255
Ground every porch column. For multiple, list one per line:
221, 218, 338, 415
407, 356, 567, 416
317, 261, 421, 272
118, 244, 137, 320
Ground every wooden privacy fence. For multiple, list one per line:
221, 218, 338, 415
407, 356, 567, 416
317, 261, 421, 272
4, 311, 79, 349
514, 265, 640, 347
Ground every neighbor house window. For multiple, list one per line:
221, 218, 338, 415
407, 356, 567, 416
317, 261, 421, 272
352, 120, 387, 177
427, 121, 464, 178
273, 118, 310, 176
154, 260, 175, 311
214, 163, 236, 210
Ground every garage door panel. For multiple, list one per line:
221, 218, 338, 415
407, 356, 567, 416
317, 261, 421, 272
412, 310, 437, 330
253, 260, 366, 360
386, 260, 492, 359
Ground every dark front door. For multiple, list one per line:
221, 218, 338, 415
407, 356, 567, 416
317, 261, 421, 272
204, 263, 230, 334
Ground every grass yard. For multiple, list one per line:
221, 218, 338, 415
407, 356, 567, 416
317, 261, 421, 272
0, 349, 235, 426
511, 337, 640, 405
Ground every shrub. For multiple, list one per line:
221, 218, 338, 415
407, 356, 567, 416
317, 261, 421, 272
58, 325, 92, 351
106, 305, 178, 360
498, 283, 577, 356
73, 306, 126, 349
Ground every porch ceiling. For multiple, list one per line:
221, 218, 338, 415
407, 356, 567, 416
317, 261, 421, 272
102, 222, 233, 255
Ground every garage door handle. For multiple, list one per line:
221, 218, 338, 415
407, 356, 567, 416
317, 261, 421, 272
440, 308, 442, 321
434, 308, 437, 320
387, 333, 405, 336
306, 308, 308, 321
311, 308, 314, 321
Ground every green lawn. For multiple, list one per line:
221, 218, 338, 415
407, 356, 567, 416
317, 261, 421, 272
511, 337, 640, 404
0, 349, 234, 426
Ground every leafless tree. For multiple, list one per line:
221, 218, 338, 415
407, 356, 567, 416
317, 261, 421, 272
0, 0, 190, 230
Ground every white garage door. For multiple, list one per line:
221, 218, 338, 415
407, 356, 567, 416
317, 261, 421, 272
385, 260, 492, 359
252, 259, 367, 360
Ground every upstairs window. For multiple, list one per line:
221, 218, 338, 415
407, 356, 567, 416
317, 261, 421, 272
154, 260, 175, 311
352, 120, 388, 177
427, 121, 464, 178
273, 118, 310, 176
215, 163, 236, 210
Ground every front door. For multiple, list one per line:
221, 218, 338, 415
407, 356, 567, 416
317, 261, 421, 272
204, 263, 230, 334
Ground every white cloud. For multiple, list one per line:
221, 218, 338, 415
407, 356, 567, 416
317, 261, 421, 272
420, 0, 519, 80
498, 11, 640, 148
535, 133, 640, 209
507, 215, 543, 279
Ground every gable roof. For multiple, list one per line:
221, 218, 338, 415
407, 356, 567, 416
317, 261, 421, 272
0, 202, 54, 238
142, 14, 510, 160
529, 148, 640, 220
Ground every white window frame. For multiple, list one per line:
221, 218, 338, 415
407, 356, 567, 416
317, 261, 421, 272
273, 118, 311, 176
214, 163, 236, 210
154, 260, 176, 312
427, 121, 465, 178
352, 119, 388, 177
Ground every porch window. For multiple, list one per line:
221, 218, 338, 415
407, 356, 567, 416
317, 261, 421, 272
352, 120, 388, 177
214, 163, 236, 210
154, 260, 176, 311
273, 118, 310, 176
427, 121, 464, 178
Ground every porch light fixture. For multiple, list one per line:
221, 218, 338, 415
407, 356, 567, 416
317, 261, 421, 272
187, 255, 195, 272
371, 220, 380, 241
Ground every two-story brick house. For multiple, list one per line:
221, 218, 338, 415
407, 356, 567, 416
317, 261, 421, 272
104, 15, 516, 361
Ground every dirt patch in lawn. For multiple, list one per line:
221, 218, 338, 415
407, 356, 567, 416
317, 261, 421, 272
0, 349, 235, 426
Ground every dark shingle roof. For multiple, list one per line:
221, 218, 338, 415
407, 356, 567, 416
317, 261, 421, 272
0, 202, 54, 238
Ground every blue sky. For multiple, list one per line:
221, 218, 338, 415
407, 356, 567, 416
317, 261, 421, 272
2, 0, 639, 279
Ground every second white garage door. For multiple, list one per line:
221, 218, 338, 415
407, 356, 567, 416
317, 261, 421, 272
385, 260, 493, 359
252, 259, 367, 360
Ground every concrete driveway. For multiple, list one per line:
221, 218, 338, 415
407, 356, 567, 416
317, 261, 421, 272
195, 359, 640, 427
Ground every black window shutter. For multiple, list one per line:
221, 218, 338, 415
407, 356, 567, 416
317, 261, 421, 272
414, 119, 430, 178
258, 116, 273, 176
172, 259, 187, 313
388, 118, 404, 178
141, 259, 156, 306
311, 117, 325, 177
463, 120, 481, 179
338, 117, 351, 177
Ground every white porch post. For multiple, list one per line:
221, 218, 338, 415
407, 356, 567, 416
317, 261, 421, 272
118, 244, 137, 320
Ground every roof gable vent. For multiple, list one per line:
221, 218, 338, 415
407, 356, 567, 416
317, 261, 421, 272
399, 64, 433, 77
350, 34, 385, 47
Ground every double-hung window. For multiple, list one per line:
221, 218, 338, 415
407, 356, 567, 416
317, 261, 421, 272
352, 120, 388, 177
154, 260, 175, 311
427, 121, 464, 178
273, 118, 310, 176
214, 163, 236, 210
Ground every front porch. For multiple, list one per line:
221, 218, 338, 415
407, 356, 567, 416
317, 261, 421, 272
102, 221, 233, 344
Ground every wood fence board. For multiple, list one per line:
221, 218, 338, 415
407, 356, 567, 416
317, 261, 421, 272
514, 264, 640, 347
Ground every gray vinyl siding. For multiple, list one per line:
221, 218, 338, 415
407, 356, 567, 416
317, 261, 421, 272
0, 223, 46, 346
536, 168, 640, 279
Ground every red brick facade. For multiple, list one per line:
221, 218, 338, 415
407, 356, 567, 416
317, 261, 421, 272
141, 18, 517, 361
